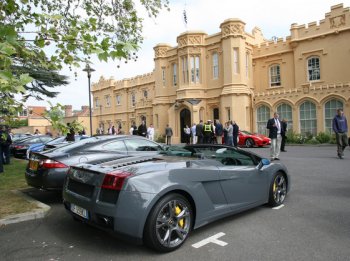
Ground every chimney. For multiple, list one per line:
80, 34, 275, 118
81, 106, 90, 116
65, 105, 73, 117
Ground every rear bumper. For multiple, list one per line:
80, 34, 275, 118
25, 168, 68, 190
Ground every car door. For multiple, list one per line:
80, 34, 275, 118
217, 148, 268, 210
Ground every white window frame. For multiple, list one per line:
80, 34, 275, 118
213, 52, 219, 79
233, 48, 239, 74
307, 56, 320, 81
269, 64, 281, 87
173, 63, 177, 86
116, 95, 121, 105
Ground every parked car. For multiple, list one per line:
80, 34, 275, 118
26, 135, 90, 159
25, 135, 165, 190
11, 133, 33, 142
11, 135, 53, 158
62, 144, 290, 252
238, 130, 271, 148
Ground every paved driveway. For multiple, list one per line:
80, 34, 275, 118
1, 145, 349, 261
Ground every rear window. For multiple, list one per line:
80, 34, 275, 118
51, 136, 113, 153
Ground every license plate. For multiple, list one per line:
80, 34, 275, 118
70, 204, 89, 219
29, 160, 39, 171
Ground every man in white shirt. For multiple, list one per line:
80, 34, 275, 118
266, 112, 282, 161
147, 124, 155, 141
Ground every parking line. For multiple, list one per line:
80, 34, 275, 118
272, 204, 285, 210
192, 232, 228, 248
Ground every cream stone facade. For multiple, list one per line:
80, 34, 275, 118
92, 4, 350, 143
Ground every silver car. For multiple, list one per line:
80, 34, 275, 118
62, 144, 290, 252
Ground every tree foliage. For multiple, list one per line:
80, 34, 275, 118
0, 0, 169, 112
0, 0, 168, 134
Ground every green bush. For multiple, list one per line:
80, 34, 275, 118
155, 134, 166, 143
315, 132, 331, 143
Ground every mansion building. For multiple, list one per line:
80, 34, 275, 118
92, 4, 350, 143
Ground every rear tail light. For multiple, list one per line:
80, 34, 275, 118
40, 159, 68, 169
101, 170, 132, 191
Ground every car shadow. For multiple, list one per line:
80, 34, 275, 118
21, 188, 63, 205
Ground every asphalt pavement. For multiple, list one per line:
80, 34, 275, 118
0, 145, 349, 261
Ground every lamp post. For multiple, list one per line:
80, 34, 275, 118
83, 63, 95, 136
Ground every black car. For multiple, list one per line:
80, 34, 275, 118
25, 135, 164, 190
11, 135, 53, 159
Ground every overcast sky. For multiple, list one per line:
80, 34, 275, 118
25, 0, 350, 110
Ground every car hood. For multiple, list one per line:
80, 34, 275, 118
73, 154, 223, 176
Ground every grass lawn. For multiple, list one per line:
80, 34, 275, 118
0, 158, 39, 219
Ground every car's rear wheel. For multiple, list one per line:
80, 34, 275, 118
144, 193, 193, 252
245, 138, 254, 148
268, 172, 287, 207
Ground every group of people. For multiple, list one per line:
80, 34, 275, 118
267, 108, 348, 161
129, 121, 155, 141
182, 119, 240, 146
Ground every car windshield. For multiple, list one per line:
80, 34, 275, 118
49, 136, 114, 153
161, 145, 260, 166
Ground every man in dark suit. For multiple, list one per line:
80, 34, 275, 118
196, 120, 204, 144
267, 112, 283, 161
280, 118, 288, 152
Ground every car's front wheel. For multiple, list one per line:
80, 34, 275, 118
245, 138, 254, 148
144, 193, 193, 252
268, 172, 287, 207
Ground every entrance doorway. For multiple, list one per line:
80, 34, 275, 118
180, 108, 191, 143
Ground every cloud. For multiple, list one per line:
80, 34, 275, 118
25, 0, 350, 110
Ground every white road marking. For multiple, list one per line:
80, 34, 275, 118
192, 232, 228, 248
272, 204, 285, 210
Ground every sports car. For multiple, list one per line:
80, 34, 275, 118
26, 135, 164, 190
238, 130, 271, 148
62, 144, 290, 252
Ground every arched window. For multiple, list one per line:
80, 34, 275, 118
307, 56, 320, 81
324, 99, 343, 133
300, 101, 317, 135
257, 105, 270, 136
269, 64, 281, 87
277, 103, 293, 131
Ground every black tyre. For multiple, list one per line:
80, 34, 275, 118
268, 172, 287, 207
144, 193, 193, 252
245, 138, 254, 148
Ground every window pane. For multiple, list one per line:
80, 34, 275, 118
324, 99, 343, 133
300, 101, 317, 135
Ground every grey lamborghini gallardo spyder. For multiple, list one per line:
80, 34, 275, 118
62, 144, 290, 252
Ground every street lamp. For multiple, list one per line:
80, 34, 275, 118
83, 63, 95, 136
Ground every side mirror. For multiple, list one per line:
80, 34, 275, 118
258, 158, 270, 170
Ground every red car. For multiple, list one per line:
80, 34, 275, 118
238, 130, 271, 148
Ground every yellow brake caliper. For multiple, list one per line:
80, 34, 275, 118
175, 206, 184, 228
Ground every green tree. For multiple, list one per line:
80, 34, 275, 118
0, 0, 169, 113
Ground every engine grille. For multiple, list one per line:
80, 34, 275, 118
67, 178, 94, 198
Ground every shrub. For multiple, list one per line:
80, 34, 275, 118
315, 132, 331, 143
155, 134, 165, 143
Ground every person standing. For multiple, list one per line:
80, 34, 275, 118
196, 120, 204, 144
1, 126, 12, 164
183, 125, 191, 145
165, 124, 173, 145
191, 123, 197, 144
267, 112, 282, 161
232, 121, 239, 147
224, 121, 233, 146
332, 108, 348, 159
138, 120, 147, 137
147, 124, 155, 141
66, 123, 75, 142
280, 118, 288, 152
0, 135, 3, 173
215, 120, 223, 145
203, 120, 213, 144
